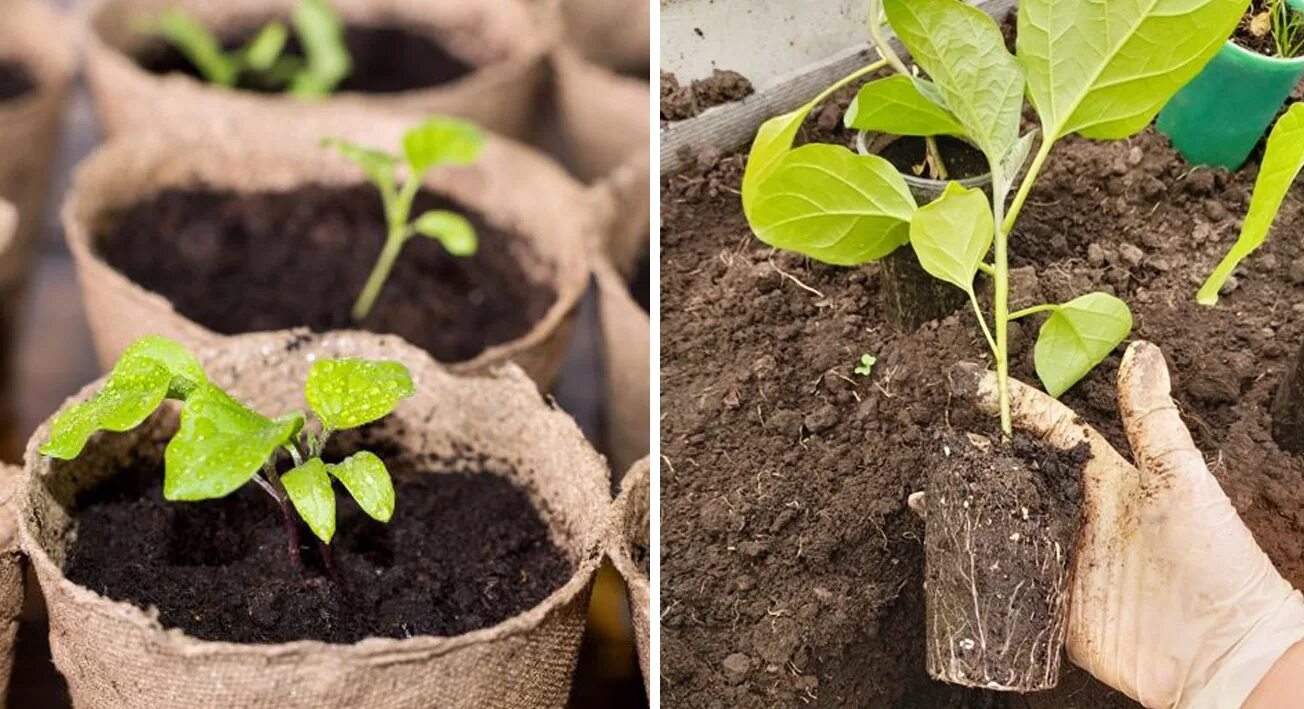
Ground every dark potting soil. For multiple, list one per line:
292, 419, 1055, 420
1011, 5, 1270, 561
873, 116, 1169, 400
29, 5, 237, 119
924, 432, 1085, 685
1233, 0, 1294, 58
660, 69, 754, 122
879, 136, 989, 182
96, 185, 556, 364
138, 25, 473, 94
0, 60, 35, 103
64, 445, 572, 644
662, 64, 1304, 706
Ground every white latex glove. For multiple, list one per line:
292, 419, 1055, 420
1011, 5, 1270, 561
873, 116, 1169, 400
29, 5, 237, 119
947, 341, 1304, 708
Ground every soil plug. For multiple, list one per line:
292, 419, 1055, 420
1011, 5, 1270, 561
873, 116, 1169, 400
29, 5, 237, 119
323, 117, 485, 321
39, 335, 414, 568
741, 0, 1246, 690
146, 0, 351, 97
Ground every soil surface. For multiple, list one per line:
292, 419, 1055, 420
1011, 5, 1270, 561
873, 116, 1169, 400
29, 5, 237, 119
65, 438, 571, 644
0, 60, 35, 102
96, 185, 556, 364
879, 135, 989, 182
662, 73, 1304, 706
138, 24, 473, 94
1233, 0, 1297, 58
660, 70, 754, 122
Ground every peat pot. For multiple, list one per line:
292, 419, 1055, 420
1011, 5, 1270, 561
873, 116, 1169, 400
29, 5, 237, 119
64, 128, 592, 390
554, 47, 650, 184
608, 458, 650, 690
595, 257, 649, 473
1158, 38, 1304, 170
19, 330, 611, 708
84, 0, 556, 140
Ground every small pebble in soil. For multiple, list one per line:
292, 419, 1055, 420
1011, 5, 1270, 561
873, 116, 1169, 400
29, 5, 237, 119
723, 653, 752, 685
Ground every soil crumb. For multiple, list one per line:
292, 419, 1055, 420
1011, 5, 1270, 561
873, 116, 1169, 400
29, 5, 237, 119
65, 446, 572, 644
661, 69, 754, 121
1233, 0, 1299, 58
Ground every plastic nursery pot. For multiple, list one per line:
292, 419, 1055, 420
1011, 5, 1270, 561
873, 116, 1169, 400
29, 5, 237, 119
557, 0, 649, 75
554, 47, 651, 183
83, 0, 556, 141
1157, 40, 1304, 170
18, 330, 612, 709
63, 128, 592, 391
923, 433, 1074, 691
607, 458, 650, 690
595, 258, 649, 473
863, 133, 993, 331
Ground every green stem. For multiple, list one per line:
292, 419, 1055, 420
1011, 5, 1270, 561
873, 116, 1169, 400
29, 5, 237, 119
352, 230, 406, 322
968, 293, 997, 357
976, 262, 995, 276
1008, 303, 1059, 320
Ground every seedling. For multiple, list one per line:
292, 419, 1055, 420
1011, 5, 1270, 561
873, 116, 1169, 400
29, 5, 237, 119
1269, 0, 1304, 58
40, 336, 415, 566
744, 0, 1245, 436
150, 0, 351, 98
323, 117, 485, 321
854, 354, 877, 377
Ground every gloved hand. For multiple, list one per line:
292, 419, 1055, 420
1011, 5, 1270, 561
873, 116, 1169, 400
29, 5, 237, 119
943, 341, 1304, 708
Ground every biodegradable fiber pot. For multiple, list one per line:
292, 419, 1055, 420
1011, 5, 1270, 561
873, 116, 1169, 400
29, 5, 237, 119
83, 0, 556, 140
595, 258, 648, 473
923, 432, 1075, 691
0, 463, 24, 701
19, 330, 611, 709
64, 129, 591, 390
557, 0, 649, 75
0, 0, 75, 278
589, 149, 650, 284
608, 458, 650, 690
0, 201, 20, 436
1157, 39, 1304, 170
555, 47, 650, 183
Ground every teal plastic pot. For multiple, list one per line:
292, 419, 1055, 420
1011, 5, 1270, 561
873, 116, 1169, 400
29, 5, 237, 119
1157, 39, 1304, 170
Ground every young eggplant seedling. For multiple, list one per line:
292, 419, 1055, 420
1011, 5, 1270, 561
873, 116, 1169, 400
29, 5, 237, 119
40, 336, 415, 566
323, 117, 485, 321
743, 0, 1245, 437
150, 0, 351, 98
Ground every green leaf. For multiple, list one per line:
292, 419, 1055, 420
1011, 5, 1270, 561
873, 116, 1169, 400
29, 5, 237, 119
1018, 0, 1246, 140
241, 22, 288, 72
289, 0, 351, 98
908, 182, 994, 295
1198, 104, 1304, 305
884, 0, 1024, 166
305, 358, 415, 431
742, 107, 808, 219
997, 130, 1038, 199
327, 451, 394, 522
748, 144, 916, 266
40, 336, 209, 459
321, 138, 399, 192
282, 458, 336, 543
854, 354, 877, 377
413, 210, 477, 256
154, 9, 237, 86
402, 117, 485, 174
1034, 293, 1133, 397
844, 75, 965, 137
164, 384, 304, 501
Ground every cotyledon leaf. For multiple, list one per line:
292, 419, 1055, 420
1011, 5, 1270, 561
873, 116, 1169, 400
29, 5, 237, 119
1198, 104, 1304, 306
909, 182, 993, 295
164, 384, 305, 501
305, 358, 415, 431
748, 144, 917, 266
40, 336, 209, 459
884, 0, 1025, 166
1034, 292, 1133, 397
1017, 0, 1247, 140
283, 458, 336, 543
844, 75, 965, 137
327, 451, 395, 522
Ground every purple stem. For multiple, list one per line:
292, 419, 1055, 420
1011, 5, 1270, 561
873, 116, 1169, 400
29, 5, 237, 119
258, 468, 302, 569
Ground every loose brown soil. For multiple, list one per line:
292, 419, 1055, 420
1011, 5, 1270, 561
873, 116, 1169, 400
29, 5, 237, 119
879, 135, 989, 182
0, 60, 34, 102
64, 435, 571, 644
1233, 0, 1297, 58
662, 77, 1304, 706
96, 185, 556, 364
138, 24, 473, 94
660, 70, 754, 122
